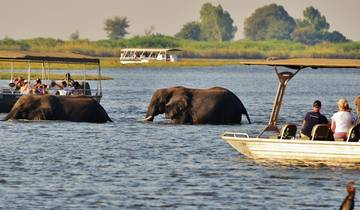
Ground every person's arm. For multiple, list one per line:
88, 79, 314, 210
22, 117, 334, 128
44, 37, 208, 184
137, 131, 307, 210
331, 119, 336, 132
301, 120, 306, 129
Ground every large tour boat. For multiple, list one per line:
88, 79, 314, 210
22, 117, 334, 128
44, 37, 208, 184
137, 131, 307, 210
0, 50, 103, 113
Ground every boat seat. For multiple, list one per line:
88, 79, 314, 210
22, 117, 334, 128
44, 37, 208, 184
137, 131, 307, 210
311, 124, 330, 141
346, 124, 360, 142
279, 123, 297, 139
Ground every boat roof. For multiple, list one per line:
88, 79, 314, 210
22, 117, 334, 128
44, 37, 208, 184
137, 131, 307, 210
0, 50, 99, 64
240, 58, 360, 69
121, 48, 182, 52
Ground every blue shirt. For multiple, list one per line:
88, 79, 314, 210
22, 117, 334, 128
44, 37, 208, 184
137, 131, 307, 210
301, 111, 328, 137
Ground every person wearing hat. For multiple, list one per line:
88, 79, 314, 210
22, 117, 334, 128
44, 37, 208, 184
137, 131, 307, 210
300, 100, 329, 139
331, 98, 354, 140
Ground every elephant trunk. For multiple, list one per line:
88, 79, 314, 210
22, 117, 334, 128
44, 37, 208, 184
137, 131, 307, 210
245, 113, 251, 124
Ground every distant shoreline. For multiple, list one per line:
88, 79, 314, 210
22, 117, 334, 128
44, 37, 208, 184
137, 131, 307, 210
0, 58, 247, 80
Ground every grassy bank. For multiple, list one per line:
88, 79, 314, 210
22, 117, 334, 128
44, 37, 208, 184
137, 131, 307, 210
1, 36, 360, 59
0, 58, 246, 70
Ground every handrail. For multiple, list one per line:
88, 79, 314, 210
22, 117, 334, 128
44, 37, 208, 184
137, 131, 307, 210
222, 132, 250, 138
0, 88, 99, 96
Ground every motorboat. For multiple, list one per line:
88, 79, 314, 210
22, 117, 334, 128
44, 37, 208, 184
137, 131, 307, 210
221, 58, 360, 164
119, 48, 181, 64
0, 50, 103, 113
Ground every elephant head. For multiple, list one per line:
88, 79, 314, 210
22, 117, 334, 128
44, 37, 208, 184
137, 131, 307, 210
4, 95, 112, 123
145, 87, 190, 123
4, 95, 57, 121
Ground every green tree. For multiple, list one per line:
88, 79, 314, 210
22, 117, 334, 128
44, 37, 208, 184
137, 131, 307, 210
291, 27, 323, 45
302, 6, 329, 31
244, 4, 295, 41
292, 6, 348, 44
200, 3, 237, 41
104, 16, 129, 40
69, 30, 80, 40
324, 31, 348, 43
175, 21, 201, 40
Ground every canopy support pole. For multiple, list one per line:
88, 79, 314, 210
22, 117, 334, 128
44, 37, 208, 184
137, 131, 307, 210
10, 61, 14, 81
27, 62, 31, 84
41, 62, 45, 82
258, 66, 301, 137
97, 62, 102, 97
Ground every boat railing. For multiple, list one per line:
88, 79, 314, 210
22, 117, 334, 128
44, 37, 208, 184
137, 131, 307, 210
0, 87, 100, 97
222, 132, 249, 138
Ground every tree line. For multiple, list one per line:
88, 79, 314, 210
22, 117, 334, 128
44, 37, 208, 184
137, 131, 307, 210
104, 3, 348, 45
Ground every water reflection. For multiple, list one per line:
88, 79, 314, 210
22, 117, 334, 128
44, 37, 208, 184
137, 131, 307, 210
0, 66, 359, 209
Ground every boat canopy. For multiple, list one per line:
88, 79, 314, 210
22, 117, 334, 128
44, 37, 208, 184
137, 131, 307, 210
0, 50, 99, 64
0, 50, 102, 102
120, 48, 182, 53
242, 58, 360, 136
240, 58, 360, 69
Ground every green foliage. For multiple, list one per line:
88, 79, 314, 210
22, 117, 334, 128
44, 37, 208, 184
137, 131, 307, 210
124, 35, 180, 48
69, 30, 80, 41
302, 6, 329, 31
1, 36, 359, 59
291, 27, 323, 45
244, 4, 295, 41
0, 37, 30, 50
324, 31, 348, 43
200, 3, 237, 41
25, 37, 64, 49
104, 16, 129, 40
175, 21, 201, 41
293, 6, 347, 45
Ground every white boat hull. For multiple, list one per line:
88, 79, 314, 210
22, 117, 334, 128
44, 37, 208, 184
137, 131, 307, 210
222, 133, 360, 163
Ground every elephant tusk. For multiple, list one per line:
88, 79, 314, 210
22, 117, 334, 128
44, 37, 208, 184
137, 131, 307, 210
144, 116, 154, 121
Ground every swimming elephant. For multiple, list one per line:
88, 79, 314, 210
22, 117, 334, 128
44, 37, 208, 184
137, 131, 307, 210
4, 95, 112, 123
145, 86, 251, 124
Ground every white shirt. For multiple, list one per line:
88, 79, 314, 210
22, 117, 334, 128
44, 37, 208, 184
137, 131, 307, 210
331, 111, 353, 133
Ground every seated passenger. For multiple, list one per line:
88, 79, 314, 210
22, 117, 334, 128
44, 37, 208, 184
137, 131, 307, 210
33, 78, 45, 95
300, 100, 329, 139
48, 81, 61, 95
72, 81, 83, 95
331, 98, 354, 140
15, 77, 24, 90
20, 80, 31, 95
58, 81, 74, 95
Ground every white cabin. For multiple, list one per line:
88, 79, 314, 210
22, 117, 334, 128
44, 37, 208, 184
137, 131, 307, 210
120, 48, 181, 64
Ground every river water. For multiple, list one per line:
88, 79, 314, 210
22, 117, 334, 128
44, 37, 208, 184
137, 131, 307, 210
0, 66, 359, 209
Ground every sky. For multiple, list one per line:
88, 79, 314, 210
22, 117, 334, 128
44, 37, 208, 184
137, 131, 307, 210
0, 0, 359, 41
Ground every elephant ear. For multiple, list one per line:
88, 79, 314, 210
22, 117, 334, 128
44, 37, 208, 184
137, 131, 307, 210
165, 95, 189, 119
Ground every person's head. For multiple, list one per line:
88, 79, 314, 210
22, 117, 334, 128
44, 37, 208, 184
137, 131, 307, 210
313, 100, 321, 110
73, 81, 80, 89
62, 81, 67, 87
50, 80, 56, 87
36, 78, 41, 84
338, 98, 349, 111
312, 100, 322, 112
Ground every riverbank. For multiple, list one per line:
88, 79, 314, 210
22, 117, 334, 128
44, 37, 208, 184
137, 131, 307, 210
0, 58, 244, 70
0, 58, 243, 80
2, 37, 360, 59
